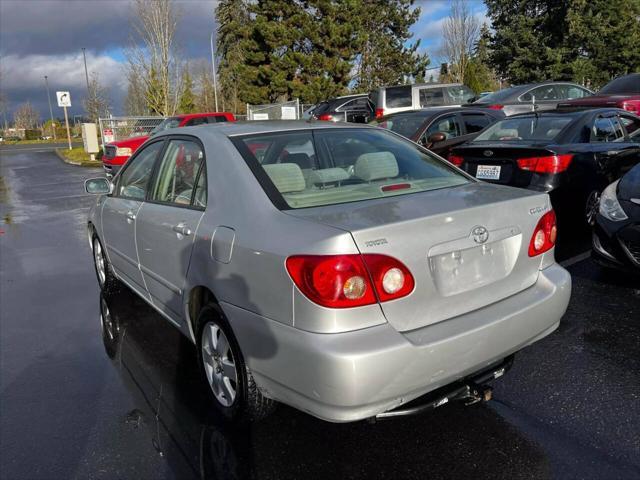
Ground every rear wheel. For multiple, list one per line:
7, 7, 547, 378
197, 304, 276, 422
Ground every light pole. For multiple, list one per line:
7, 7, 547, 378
210, 32, 219, 112
44, 75, 56, 140
81, 47, 90, 93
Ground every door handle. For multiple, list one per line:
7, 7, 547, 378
125, 211, 136, 223
172, 223, 192, 236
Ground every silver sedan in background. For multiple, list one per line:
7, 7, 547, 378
85, 121, 571, 423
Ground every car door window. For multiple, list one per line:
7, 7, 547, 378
558, 85, 591, 99
208, 116, 228, 123
116, 141, 164, 200
592, 116, 625, 142
185, 117, 208, 127
618, 115, 640, 143
425, 114, 462, 139
419, 88, 445, 107
461, 113, 492, 134
150, 139, 205, 206
521, 85, 557, 102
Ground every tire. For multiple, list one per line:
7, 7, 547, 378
585, 189, 601, 227
196, 304, 276, 422
92, 235, 120, 293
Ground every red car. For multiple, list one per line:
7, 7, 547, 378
102, 112, 235, 176
558, 73, 640, 115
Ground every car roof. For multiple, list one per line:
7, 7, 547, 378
381, 106, 490, 118
510, 107, 625, 118
172, 112, 231, 119
167, 120, 370, 138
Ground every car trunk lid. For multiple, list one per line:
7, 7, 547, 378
453, 144, 558, 187
286, 182, 551, 332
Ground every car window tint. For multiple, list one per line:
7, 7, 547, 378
374, 114, 426, 138
521, 85, 558, 102
592, 117, 625, 142
210, 116, 228, 123
425, 114, 461, 139
116, 141, 164, 200
599, 74, 640, 94
462, 113, 492, 134
419, 88, 445, 107
385, 86, 412, 108
193, 164, 207, 207
236, 128, 469, 209
150, 139, 205, 206
618, 115, 640, 143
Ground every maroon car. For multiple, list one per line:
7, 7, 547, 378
558, 73, 640, 115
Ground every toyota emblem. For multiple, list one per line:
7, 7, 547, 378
472, 226, 489, 244
483, 150, 494, 157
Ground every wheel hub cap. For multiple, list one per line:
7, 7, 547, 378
201, 323, 237, 407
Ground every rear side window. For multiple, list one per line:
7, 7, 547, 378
419, 88, 445, 107
462, 113, 493, 134
150, 139, 205, 206
185, 117, 208, 127
618, 115, 640, 143
385, 86, 412, 108
425, 114, 462, 139
592, 117, 625, 142
209, 116, 228, 123
234, 128, 469, 209
521, 85, 558, 102
555, 84, 591, 99
445, 85, 475, 104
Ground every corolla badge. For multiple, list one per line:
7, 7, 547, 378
472, 226, 489, 244
483, 150, 494, 157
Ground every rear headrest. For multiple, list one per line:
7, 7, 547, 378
354, 152, 398, 181
493, 128, 518, 139
263, 163, 306, 193
308, 168, 350, 186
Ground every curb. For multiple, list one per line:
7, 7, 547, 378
54, 148, 102, 168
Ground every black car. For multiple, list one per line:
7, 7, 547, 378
369, 107, 504, 159
469, 81, 593, 116
449, 108, 640, 225
310, 94, 374, 123
592, 163, 640, 273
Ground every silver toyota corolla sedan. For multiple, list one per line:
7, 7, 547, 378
85, 121, 571, 423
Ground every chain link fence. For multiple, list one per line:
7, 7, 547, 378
247, 100, 301, 120
98, 116, 164, 150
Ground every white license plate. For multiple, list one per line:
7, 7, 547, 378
476, 165, 501, 180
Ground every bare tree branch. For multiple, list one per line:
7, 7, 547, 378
441, 0, 480, 83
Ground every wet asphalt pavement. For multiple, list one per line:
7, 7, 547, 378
0, 149, 639, 480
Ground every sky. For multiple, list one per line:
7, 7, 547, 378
0, 0, 488, 122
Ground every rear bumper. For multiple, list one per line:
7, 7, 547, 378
223, 263, 571, 423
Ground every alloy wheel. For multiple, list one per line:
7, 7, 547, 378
93, 238, 106, 287
201, 322, 238, 407
585, 191, 601, 226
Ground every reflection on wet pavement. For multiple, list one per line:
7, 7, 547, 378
1, 149, 639, 480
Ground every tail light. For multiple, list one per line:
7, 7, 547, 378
487, 104, 504, 110
375, 108, 384, 119
448, 154, 464, 167
621, 100, 640, 114
516, 154, 573, 174
528, 210, 557, 257
285, 254, 414, 308
317, 113, 334, 121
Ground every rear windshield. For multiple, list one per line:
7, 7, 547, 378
370, 114, 426, 138
385, 86, 412, 108
311, 101, 331, 115
599, 74, 640, 94
233, 128, 469, 209
445, 85, 475, 104
474, 116, 573, 142
473, 86, 521, 104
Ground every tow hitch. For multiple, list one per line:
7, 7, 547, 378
372, 356, 512, 421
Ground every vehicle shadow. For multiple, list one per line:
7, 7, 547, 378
100, 289, 550, 480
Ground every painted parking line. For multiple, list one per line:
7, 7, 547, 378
560, 251, 591, 268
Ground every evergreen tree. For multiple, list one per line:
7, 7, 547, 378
352, 0, 430, 92
464, 23, 500, 94
178, 68, 196, 113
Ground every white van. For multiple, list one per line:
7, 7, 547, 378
370, 83, 476, 118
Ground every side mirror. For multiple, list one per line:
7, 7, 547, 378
427, 132, 447, 144
85, 177, 112, 195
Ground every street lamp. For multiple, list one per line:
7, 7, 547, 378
81, 47, 90, 93
210, 32, 219, 113
44, 75, 56, 140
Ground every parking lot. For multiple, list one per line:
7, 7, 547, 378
0, 147, 639, 480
